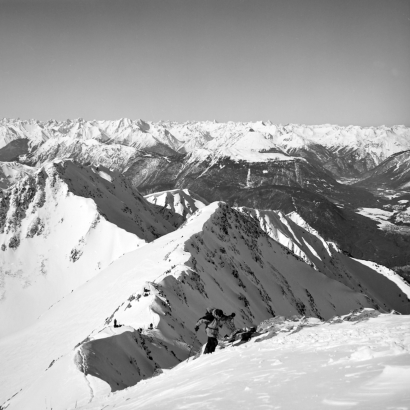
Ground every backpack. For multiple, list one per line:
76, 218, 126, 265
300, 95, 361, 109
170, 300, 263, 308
199, 308, 223, 329
199, 311, 215, 327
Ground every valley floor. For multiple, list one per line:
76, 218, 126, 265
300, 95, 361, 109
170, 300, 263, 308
81, 312, 410, 410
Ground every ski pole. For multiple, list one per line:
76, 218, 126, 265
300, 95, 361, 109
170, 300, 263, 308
187, 333, 197, 362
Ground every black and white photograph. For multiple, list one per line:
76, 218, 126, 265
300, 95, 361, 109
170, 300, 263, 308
0, 1, 409, 409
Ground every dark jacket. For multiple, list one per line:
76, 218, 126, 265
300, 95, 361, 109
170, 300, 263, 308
196, 308, 233, 338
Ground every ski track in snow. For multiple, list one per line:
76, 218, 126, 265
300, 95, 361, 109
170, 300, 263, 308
79, 347, 95, 404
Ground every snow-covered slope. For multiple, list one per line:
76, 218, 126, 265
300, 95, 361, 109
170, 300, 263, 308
19, 137, 141, 173
239, 207, 410, 314
356, 150, 410, 190
78, 310, 410, 410
169, 121, 410, 170
144, 188, 209, 227
0, 160, 175, 336
0, 202, 377, 409
0, 161, 33, 189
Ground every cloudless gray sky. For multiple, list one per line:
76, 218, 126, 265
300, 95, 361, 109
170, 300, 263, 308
0, 0, 409, 125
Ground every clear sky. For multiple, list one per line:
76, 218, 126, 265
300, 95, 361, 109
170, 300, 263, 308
0, 0, 409, 125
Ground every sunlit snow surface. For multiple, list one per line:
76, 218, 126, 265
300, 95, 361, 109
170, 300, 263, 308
356, 207, 410, 232
356, 207, 395, 230
82, 312, 410, 410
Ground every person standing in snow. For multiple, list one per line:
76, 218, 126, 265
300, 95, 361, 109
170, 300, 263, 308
195, 308, 235, 354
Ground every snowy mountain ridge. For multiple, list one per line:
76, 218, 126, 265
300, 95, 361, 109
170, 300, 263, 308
0, 200, 385, 409
1, 118, 410, 177
144, 188, 209, 228
1, 200, 410, 409
0, 160, 176, 336
240, 206, 410, 312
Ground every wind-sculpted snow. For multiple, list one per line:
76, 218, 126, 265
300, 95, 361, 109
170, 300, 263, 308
77, 310, 410, 410
0, 202, 375, 410
0, 160, 175, 336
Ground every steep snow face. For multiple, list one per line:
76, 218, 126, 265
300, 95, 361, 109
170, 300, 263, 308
77, 311, 410, 410
0, 162, 33, 189
0, 160, 175, 336
239, 208, 410, 314
0, 202, 374, 409
144, 188, 209, 227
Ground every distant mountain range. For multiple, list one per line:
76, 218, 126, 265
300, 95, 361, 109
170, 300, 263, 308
1, 119, 410, 410
1, 118, 410, 176
1, 119, 409, 266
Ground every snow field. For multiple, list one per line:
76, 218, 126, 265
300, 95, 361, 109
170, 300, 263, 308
80, 313, 410, 410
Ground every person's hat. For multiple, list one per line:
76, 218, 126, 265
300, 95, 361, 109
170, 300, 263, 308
214, 309, 223, 318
